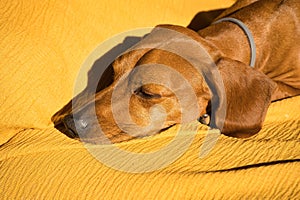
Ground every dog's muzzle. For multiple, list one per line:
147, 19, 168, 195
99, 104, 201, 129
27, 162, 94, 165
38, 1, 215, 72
62, 114, 89, 138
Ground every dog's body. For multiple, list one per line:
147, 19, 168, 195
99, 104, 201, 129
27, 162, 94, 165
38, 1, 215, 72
201, 0, 300, 101
52, 0, 300, 143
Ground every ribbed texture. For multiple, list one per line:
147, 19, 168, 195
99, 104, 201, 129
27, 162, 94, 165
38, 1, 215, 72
0, 114, 299, 199
0, 0, 299, 199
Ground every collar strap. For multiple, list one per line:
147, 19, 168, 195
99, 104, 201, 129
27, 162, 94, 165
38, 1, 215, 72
213, 17, 256, 67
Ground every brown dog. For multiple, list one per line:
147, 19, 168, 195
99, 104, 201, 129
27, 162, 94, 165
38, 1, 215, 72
52, 0, 300, 144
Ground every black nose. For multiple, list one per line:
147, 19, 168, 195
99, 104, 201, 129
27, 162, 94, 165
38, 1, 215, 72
62, 114, 78, 138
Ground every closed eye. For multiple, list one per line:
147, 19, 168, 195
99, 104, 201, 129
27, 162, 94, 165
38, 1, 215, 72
134, 87, 161, 99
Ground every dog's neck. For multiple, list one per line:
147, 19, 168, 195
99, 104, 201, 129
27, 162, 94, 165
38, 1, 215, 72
198, 21, 256, 67
213, 17, 256, 67
197, 1, 289, 71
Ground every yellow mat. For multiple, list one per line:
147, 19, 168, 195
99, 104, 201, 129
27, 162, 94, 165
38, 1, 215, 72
0, 0, 299, 199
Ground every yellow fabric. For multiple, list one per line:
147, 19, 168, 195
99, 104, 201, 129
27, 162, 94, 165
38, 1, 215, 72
0, 0, 299, 199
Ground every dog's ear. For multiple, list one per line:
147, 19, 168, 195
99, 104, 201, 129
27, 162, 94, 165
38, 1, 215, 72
211, 57, 276, 138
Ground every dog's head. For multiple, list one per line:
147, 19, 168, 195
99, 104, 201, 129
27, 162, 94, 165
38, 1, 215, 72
52, 25, 276, 144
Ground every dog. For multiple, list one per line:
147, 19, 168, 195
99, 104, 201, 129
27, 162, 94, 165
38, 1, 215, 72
52, 0, 300, 144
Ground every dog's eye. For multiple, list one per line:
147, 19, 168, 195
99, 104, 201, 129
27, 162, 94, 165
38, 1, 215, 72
134, 87, 161, 99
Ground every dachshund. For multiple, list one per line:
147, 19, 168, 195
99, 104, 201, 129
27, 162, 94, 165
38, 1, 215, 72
52, 0, 300, 143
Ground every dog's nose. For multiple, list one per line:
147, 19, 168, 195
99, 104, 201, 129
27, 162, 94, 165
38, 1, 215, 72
62, 114, 90, 138
62, 114, 78, 138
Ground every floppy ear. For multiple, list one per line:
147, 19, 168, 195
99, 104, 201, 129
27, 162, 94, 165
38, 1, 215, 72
213, 58, 276, 138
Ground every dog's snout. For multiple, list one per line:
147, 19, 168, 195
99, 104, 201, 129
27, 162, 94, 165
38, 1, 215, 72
62, 114, 90, 138
62, 114, 79, 138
